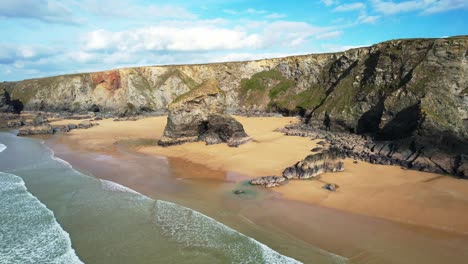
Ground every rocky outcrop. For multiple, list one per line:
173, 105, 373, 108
199, 114, 251, 147
0, 36, 466, 176
250, 176, 287, 188
0, 88, 9, 112
282, 148, 345, 180
278, 124, 468, 178
18, 125, 54, 136
250, 148, 345, 187
158, 80, 250, 147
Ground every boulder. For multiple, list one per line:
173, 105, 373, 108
323, 183, 338, 192
250, 176, 287, 188
52, 125, 70, 133
159, 80, 250, 147
282, 147, 345, 180
7, 120, 23, 127
18, 125, 54, 136
199, 114, 251, 147
67, 124, 78, 130
78, 120, 93, 129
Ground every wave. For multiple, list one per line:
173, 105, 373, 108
0, 172, 83, 264
100, 179, 142, 195
154, 200, 301, 264
0, 143, 6, 153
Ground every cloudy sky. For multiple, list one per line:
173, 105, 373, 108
0, 0, 466, 81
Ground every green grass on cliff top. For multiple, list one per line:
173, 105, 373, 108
240, 70, 294, 99
169, 80, 221, 110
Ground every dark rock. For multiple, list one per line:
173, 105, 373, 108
67, 124, 78, 130
233, 190, 245, 195
7, 120, 23, 127
78, 120, 93, 129
317, 141, 327, 146
283, 148, 345, 180
250, 176, 287, 188
18, 125, 54, 136
52, 125, 70, 133
159, 81, 250, 147
311, 147, 323, 152
323, 183, 337, 192
199, 114, 251, 147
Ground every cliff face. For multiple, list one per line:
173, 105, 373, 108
1, 36, 467, 144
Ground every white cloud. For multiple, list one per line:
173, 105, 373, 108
371, 0, 468, 15
265, 13, 287, 19
72, 0, 196, 19
357, 14, 380, 24
246, 8, 268, 14
258, 21, 333, 48
333, 3, 366, 12
81, 26, 263, 52
0, 0, 81, 24
321, 0, 337, 6
320, 44, 370, 53
316, 31, 343, 40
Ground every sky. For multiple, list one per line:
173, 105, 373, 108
0, 0, 466, 81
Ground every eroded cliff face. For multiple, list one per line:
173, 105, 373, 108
1, 36, 467, 148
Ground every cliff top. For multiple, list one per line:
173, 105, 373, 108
2, 35, 467, 83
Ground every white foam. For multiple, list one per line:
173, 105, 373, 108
154, 200, 304, 264
0, 172, 83, 264
51, 156, 73, 168
0, 143, 6, 153
99, 179, 141, 195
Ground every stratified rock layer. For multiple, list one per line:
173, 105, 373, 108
250, 148, 345, 187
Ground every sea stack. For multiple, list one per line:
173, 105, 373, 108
158, 80, 250, 147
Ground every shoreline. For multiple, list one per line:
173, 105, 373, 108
48, 115, 468, 235
40, 116, 468, 263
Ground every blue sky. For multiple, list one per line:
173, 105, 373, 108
0, 0, 466, 81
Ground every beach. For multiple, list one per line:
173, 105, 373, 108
49, 115, 468, 233
44, 115, 468, 263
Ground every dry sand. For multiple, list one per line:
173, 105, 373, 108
50, 115, 468, 234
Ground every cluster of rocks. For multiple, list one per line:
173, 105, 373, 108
250, 148, 345, 188
276, 123, 468, 178
0, 112, 99, 136
158, 80, 251, 147
113, 116, 140, 122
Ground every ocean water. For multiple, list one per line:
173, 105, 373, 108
0, 131, 305, 264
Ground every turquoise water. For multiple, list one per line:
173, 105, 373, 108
0, 131, 301, 264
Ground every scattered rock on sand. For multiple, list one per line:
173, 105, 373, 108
78, 120, 93, 129
233, 190, 245, 195
250, 176, 286, 188
323, 183, 337, 192
18, 125, 54, 136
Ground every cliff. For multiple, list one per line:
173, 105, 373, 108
1, 36, 467, 164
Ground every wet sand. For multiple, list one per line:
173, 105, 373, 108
47, 115, 468, 263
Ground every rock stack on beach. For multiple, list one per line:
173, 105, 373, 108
158, 80, 250, 147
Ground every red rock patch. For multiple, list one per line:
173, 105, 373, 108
91, 71, 121, 91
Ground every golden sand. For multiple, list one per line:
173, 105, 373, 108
51, 115, 468, 234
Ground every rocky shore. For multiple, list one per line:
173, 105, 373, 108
1, 112, 100, 136
276, 123, 467, 178
250, 147, 345, 188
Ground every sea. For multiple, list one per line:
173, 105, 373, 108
0, 131, 306, 264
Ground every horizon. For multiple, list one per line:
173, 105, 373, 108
1, 0, 467, 81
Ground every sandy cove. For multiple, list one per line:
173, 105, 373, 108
50, 115, 468, 234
